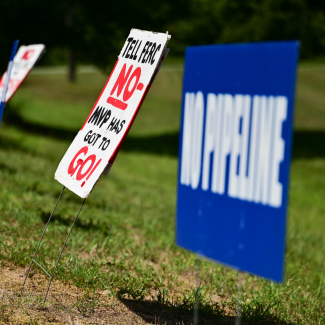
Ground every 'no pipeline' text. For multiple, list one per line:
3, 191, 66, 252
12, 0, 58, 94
180, 92, 288, 208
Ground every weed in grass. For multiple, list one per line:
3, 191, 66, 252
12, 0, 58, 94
75, 290, 100, 317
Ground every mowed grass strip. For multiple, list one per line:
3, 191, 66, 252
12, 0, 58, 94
0, 63, 324, 324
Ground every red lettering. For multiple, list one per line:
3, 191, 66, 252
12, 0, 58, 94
123, 67, 141, 101
68, 146, 88, 176
22, 50, 35, 60
86, 159, 102, 180
110, 63, 133, 98
137, 82, 144, 91
107, 97, 127, 110
107, 64, 144, 110
68, 147, 103, 185
76, 154, 96, 181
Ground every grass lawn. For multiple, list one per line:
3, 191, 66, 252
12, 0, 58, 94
0, 61, 324, 324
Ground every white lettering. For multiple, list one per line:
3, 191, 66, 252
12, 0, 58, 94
246, 96, 260, 201
202, 93, 217, 190
190, 91, 204, 189
238, 95, 251, 200
180, 92, 195, 185
180, 92, 288, 208
216, 94, 233, 194
228, 95, 243, 197
211, 94, 224, 193
269, 96, 287, 207
254, 96, 274, 204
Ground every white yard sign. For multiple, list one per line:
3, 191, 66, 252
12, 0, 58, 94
55, 29, 171, 198
0, 44, 45, 102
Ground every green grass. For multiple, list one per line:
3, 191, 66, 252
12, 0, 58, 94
0, 62, 325, 324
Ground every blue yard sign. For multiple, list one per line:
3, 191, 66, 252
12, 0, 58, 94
176, 41, 299, 282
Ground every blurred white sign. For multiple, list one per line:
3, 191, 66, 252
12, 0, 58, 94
0, 44, 45, 102
55, 29, 170, 198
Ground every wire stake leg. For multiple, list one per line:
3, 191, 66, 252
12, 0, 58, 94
193, 254, 201, 325
235, 271, 244, 325
21, 186, 65, 295
43, 198, 86, 303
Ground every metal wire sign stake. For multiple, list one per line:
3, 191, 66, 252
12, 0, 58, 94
235, 272, 244, 325
193, 254, 201, 325
21, 187, 87, 303
20, 29, 171, 303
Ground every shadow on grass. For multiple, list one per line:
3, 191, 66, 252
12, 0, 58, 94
3, 104, 77, 142
40, 211, 110, 236
120, 298, 289, 325
3, 105, 325, 160
120, 298, 233, 325
3, 105, 179, 157
292, 130, 325, 160
122, 132, 178, 156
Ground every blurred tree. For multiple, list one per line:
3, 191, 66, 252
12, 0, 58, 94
0, 0, 324, 77
0, 0, 187, 77
169, 0, 325, 58
0, 0, 64, 71
73, 0, 188, 71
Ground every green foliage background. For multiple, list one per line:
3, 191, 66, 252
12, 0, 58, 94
0, 0, 325, 70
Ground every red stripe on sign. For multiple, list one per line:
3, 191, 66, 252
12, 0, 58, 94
107, 96, 128, 110
81, 59, 119, 130
108, 84, 151, 164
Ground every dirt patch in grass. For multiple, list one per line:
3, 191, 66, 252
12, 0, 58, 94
0, 263, 239, 325
0, 263, 149, 324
